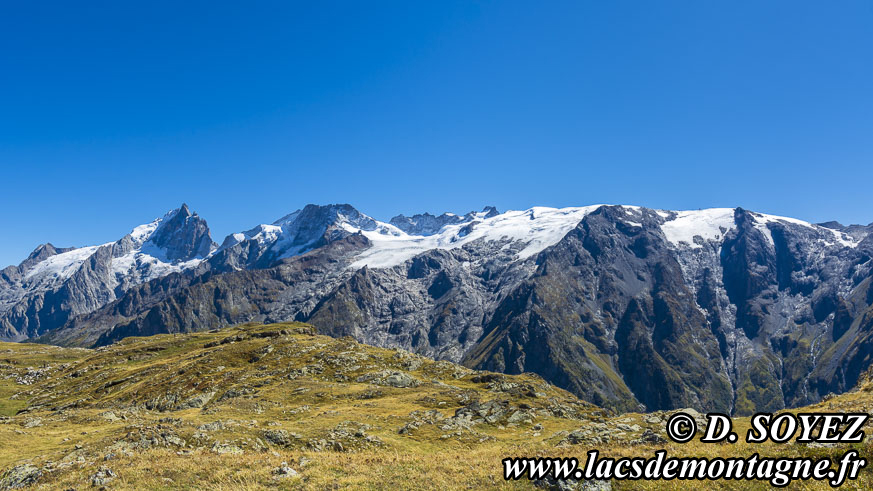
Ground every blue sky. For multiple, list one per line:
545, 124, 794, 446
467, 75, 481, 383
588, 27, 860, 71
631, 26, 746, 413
1, 1, 872, 266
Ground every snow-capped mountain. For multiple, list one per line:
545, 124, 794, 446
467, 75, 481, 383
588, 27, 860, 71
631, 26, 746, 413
0, 204, 216, 340
4, 202, 873, 417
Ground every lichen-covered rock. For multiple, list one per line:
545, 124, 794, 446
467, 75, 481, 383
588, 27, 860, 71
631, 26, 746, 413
262, 429, 300, 447
307, 421, 383, 452
273, 462, 298, 479
90, 467, 116, 486
0, 464, 42, 489
210, 442, 243, 455
534, 475, 612, 491
356, 370, 420, 388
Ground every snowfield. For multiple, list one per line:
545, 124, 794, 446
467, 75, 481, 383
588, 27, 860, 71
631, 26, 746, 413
660, 208, 736, 249
22, 245, 105, 284
347, 206, 603, 269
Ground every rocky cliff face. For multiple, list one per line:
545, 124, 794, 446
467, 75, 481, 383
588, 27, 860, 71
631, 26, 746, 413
458, 207, 873, 413
462, 206, 733, 412
5, 203, 873, 415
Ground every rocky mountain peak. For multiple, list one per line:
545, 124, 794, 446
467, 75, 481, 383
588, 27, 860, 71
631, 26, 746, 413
146, 204, 216, 262
212, 204, 382, 271
480, 205, 499, 217
18, 243, 75, 273
267, 203, 377, 252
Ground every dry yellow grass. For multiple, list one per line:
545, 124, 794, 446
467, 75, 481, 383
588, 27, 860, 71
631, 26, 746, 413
0, 322, 872, 489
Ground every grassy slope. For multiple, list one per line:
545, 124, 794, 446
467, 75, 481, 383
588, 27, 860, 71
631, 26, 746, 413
0, 322, 871, 490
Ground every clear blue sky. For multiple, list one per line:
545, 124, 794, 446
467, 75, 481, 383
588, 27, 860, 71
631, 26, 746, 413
2, 1, 872, 266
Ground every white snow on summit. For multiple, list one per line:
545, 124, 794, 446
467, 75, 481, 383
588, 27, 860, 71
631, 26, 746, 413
659, 208, 862, 250
226, 225, 284, 249
108, 247, 205, 284
752, 212, 860, 249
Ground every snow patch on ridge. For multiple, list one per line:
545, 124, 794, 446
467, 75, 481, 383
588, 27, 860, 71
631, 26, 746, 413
660, 208, 736, 248
108, 252, 203, 283
659, 208, 861, 250
129, 220, 161, 243
230, 225, 284, 247
23, 245, 105, 283
753, 212, 860, 249
752, 212, 811, 247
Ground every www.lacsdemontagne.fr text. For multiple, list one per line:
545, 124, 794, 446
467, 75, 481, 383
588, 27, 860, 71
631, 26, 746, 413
503, 411, 869, 487
504, 450, 865, 487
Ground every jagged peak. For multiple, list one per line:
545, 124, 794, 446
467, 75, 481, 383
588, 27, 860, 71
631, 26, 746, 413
23, 243, 60, 263
480, 205, 499, 218
144, 204, 216, 262
18, 243, 76, 272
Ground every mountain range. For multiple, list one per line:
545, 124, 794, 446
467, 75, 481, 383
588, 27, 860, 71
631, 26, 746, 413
2, 202, 872, 415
